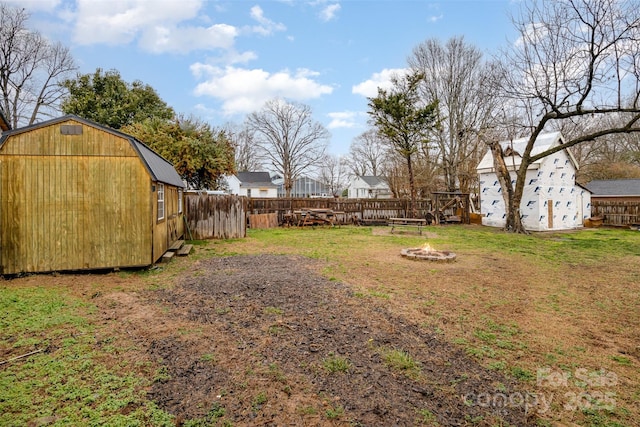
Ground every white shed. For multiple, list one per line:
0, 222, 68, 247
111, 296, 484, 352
476, 132, 591, 231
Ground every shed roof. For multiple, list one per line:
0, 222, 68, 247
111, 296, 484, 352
584, 179, 640, 197
0, 110, 10, 132
236, 171, 277, 187
0, 114, 184, 188
476, 132, 579, 172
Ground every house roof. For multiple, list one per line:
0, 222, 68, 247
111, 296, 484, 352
584, 179, 640, 197
0, 110, 10, 132
359, 176, 387, 187
476, 131, 579, 172
236, 171, 277, 187
0, 114, 184, 188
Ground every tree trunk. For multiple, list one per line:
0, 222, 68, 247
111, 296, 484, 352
406, 153, 417, 218
489, 141, 527, 233
507, 173, 527, 233
445, 159, 457, 192
284, 175, 292, 198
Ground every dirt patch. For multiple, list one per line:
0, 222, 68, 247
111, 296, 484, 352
108, 254, 538, 426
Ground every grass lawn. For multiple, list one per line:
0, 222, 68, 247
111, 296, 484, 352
1, 224, 638, 426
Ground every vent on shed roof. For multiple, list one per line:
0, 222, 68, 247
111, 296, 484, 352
60, 124, 83, 135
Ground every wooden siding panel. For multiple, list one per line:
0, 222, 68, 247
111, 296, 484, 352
0, 124, 156, 274
151, 184, 184, 263
1, 120, 135, 157
152, 185, 161, 262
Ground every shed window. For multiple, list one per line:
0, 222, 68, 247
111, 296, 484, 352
157, 183, 165, 220
60, 124, 83, 135
178, 189, 183, 214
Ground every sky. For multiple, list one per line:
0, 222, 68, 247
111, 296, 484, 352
14, 0, 521, 156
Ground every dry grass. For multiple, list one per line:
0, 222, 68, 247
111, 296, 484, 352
202, 225, 640, 426
2, 224, 637, 426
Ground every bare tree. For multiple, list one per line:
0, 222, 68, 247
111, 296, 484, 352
318, 154, 348, 197
381, 143, 443, 199
0, 4, 77, 127
247, 99, 329, 197
409, 36, 500, 193
494, 0, 640, 232
380, 153, 406, 198
224, 121, 264, 172
569, 113, 640, 181
346, 129, 388, 176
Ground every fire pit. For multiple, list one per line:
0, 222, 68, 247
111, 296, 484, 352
400, 243, 456, 262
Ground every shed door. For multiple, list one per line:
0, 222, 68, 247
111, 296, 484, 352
548, 199, 553, 229
576, 193, 584, 226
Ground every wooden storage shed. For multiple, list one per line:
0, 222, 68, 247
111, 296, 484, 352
0, 115, 185, 274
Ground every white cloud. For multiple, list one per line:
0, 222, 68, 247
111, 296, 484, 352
71, 0, 239, 54
73, 0, 199, 43
426, 3, 442, 24
139, 23, 237, 53
327, 111, 358, 129
352, 68, 407, 97
320, 4, 341, 22
5, 0, 61, 12
248, 5, 286, 36
192, 103, 219, 120
224, 50, 259, 65
191, 64, 333, 115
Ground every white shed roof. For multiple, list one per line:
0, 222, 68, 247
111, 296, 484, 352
476, 132, 578, 173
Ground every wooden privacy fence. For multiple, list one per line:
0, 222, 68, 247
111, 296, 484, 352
248, 213, 279, 229
591, 201, 640, 226
247, 198, 457, 225
185, 194, 247, 239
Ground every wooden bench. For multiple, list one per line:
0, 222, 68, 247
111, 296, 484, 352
388, 217, 427, 235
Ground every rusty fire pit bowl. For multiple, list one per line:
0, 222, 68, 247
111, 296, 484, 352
400, 247, 457, 262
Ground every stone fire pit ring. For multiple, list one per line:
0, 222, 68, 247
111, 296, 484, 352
400, 247, 457, 262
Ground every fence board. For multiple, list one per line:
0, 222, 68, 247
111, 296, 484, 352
185, 194, 247, 239
592, 201, 640, 226
249, 213, 278, 229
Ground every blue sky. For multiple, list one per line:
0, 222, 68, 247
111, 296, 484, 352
16, 0, 520, 155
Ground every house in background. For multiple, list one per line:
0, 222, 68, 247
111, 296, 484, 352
276, 175, 332, 198
584, 179, 640, 226
226, 171, 278, 198
348, 175, 392, 199
0, 110, 10, 132
584, 179, 640, 202
476, 132, 591, 231
0, 115, 185, 274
